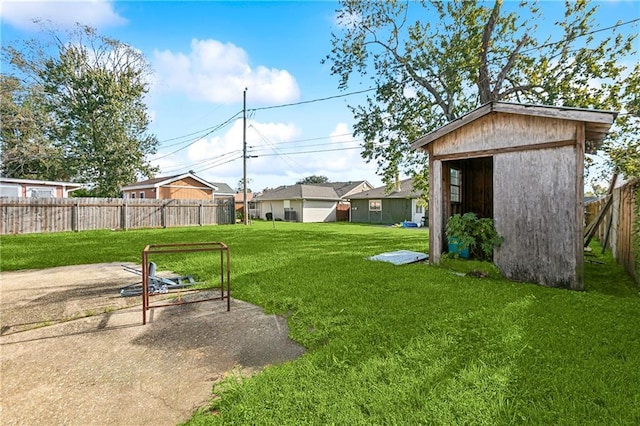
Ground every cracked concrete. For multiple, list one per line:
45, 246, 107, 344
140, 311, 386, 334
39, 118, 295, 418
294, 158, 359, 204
0, 264, 305, 425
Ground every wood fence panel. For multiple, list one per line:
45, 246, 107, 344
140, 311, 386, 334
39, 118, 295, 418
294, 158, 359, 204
0, 197, 234, 234
585, 180, 638, 283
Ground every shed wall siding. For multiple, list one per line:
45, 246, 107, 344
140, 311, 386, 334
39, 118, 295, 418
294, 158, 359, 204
493, 145, 581, 289
431, 113, 577, 157
429, 158, 444, 263
159, 186, 212, 200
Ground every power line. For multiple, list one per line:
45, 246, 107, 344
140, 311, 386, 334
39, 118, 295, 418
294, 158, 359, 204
250, 132, 355, 148
152, 88, 373, 148
158, 124, 229, 146
153, 111, 242, 161
161, 149, 242, 173
254, 146, 364, 157
193, 154, 244, 174
249, 125, 305, 172
248, 87, 375, 112
518, 18, 640, 56
250, 140, 365, 153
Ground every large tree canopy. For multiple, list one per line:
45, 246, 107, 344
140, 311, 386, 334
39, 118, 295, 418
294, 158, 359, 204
1, 25, 159, 197
324, 0, 639, 190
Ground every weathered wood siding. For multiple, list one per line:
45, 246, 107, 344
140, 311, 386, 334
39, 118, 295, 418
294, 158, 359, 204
430, 113, 578, 158
0, 198, 234, 234
587, 181, 638, 284
427, 112, 586, 289
493, 146, 581, 288
428, 156, 444, 263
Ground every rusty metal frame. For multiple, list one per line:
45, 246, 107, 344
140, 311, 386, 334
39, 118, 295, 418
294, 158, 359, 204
141, 242, 230, 325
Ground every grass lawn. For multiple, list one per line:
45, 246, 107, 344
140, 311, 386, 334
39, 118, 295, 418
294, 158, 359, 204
1, 222, 639, 425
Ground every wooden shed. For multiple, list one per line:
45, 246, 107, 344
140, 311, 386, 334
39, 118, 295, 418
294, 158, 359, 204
411, 102, 617, 290
121, 172, 218, 200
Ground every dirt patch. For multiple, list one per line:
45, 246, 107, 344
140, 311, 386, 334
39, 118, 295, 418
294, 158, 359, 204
0, 263, 305, 425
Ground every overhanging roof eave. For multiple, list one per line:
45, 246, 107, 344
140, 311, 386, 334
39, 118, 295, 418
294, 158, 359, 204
410, 101, 618, 150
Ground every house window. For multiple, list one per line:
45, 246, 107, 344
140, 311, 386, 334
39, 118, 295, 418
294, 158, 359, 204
131, 192, 136, 199
139, 192, 145, 199
283, 200, 291, 209
415, 204, 423, 214
450, 168, 461, 203
27, 187, 55, 198
0, 184, 20, 198
369, 200, 382, 211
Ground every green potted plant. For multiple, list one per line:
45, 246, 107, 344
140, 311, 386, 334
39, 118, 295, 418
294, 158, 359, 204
445, 212, 503, 261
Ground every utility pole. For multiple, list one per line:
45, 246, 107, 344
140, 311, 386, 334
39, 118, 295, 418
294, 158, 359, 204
242, 88, 249, 225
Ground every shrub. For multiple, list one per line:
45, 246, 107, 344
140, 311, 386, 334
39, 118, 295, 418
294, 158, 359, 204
445, 212, 503, 261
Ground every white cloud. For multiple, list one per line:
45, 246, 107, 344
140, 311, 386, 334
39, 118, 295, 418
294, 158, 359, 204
334, 9, 361, 29
153, 39, 301, 105
153, 120, 382, 192
0, 0, 126, 30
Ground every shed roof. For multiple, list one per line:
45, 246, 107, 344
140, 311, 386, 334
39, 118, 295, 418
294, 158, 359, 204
121, 173, 218, 191
411, 102, 617, 152
254, 184, 341, 201
348, 178, 423, 200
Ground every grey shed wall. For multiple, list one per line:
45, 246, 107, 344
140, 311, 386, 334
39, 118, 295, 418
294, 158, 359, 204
428, 112, 585, 289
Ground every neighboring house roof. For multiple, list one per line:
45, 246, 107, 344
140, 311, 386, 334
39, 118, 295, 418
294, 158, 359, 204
411, 101, 617, 153
121, 173, 218, 191
348, 178, 423, 200
314, 181, 373, 198
0, 177, 84, 189
234, 192, 253, 203
210, 182, 235, 195
254, 184, 341, 201
584, 195, 602, 205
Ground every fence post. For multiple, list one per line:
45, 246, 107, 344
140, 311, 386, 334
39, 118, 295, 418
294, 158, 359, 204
161, 202, 166, 228
199, 202, 203, 226
121, 199, 127, 230
72, 200, 80, 232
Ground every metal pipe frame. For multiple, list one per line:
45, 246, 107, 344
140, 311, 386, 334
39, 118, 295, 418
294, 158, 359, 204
141, 242, 230, 325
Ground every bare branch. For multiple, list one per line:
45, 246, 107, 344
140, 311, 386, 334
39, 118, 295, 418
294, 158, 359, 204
478, 0, 501, 104
492, 35, 529, 100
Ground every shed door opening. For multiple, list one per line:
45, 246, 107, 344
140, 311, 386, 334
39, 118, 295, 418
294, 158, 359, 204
442, 156, 494, 250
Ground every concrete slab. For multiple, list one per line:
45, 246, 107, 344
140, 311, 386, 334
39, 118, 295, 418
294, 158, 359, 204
0, 265, 305, 426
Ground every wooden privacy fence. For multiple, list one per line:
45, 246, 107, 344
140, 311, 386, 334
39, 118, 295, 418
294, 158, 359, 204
0, 197, 235, 234
585, 180, 639, 283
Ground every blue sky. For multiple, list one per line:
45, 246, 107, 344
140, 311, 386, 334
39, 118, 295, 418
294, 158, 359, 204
1, 1, 638, 192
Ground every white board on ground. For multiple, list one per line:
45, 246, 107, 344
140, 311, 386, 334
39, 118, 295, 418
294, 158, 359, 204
368, 250, 428, 265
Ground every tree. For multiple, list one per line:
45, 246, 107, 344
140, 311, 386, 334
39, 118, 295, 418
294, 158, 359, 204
0, 75, 66, 180
236, 177, 253, 193
324, 0, 639, 189
2, 25, 159, 196
297, 175, 329, 184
